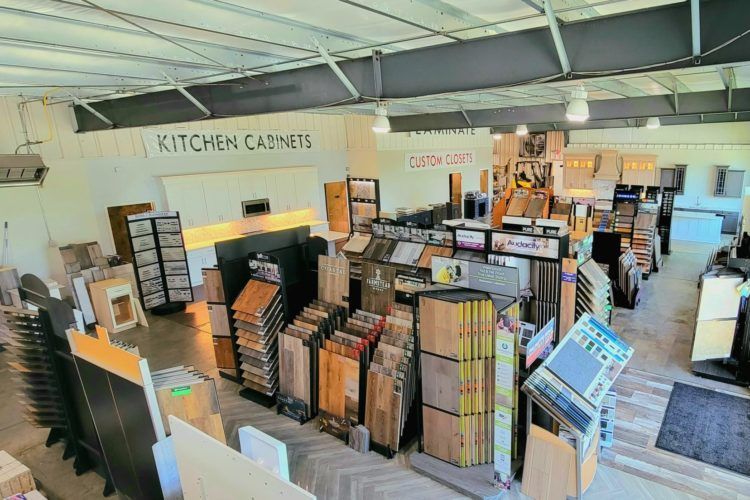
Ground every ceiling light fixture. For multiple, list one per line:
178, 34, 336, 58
516, 124, 528, 136
646, 117, 661, 129
372, 102, 390, 133
565, 84, 589, 122
492, 132, 502, 140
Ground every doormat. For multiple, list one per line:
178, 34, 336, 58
655, 382, 750, 476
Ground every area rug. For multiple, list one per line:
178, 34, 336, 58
655, 382, 750, 476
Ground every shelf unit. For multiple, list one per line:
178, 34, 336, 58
613, 189, 639, 254
659, 187, 675, 255
632, 205, 658, 277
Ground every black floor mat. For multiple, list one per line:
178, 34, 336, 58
656, 382, 750, 476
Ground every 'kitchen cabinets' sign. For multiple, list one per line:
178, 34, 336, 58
404, 149, 476, 171
142, 129, 321, 157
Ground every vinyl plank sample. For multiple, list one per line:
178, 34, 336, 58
421, 352, 461, 414
422, 405, 461, 466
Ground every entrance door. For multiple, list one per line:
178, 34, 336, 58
480, 169, 489, 197
449, 172, 462, 205
107, 202, 155, 263
324, 181, 350, 233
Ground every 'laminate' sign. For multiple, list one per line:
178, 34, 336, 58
141, 129, 321, 157
404, 150, 476, 171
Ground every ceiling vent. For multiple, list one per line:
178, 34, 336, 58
0, 154, 48, 187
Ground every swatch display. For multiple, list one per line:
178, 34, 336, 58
417, 244, 453, 269
576, 259, 611, 325
231, 279, 284, 396
530, 260, 560, 333
388, 241, 425, 267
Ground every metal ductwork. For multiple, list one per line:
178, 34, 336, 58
0, 154, 49, 187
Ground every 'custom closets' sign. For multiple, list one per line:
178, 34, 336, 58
141, 129, 321, 157
404, 150, 477, 171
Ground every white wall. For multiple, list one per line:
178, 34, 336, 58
568, 122, 750, 211
0, 97, 361, 281
374, 129, 494, 211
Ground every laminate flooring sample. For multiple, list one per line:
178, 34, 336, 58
318, 348, 360, 422
279, 333, 311, 406
524, 197, 547, 218
421, 352, 460, 414
388, 241, 425, 267
365, 370, 402, 450
232, 279, 280, 317
342, 234, 372, 254
317, 256, 349, 307
422, 405, 461, 466
361, 263, 396, 316
418, 295, 461, 359
506, 193, 530, 217
417, 245, 453, 269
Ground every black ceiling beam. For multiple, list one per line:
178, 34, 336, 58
74, 0, 750, 131
390, 88, 750, 131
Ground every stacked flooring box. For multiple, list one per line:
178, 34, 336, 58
231, 279, 284, 395
419, 291, 497, 468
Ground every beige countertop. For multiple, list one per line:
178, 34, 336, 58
185, 220, 329, 251
310, 230, 350, 242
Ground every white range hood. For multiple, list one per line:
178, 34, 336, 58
593, 150, 622, 181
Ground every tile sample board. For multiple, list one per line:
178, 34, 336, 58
126, 211, 192, 310
361, 263, 396, 316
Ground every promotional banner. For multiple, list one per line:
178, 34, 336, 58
455, 228, 486, 251
491, 231, 560, 259
404, 149, 477, 171
431, 256, 519, 298
141, 129, 321, 157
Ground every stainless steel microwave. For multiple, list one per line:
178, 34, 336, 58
242, 198, 271, 218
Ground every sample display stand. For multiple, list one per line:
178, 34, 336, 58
659, 187, 675, 255
612, 188, 639, 254
489, 229, 570, 341
347, 177, 381, 234
125, 211, 192, 315
521, 313, 634, 499
9, 275, 115, 496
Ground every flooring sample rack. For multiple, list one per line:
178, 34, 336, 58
575, 259, 612, 326
659, 187, 675, 255
347, 177, 381, 234
612, 189, 639, 253
3, 274, 115, 496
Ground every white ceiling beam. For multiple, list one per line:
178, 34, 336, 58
543, 1, 572, 76
312, 38, 361, 100
691, 0, 701, 62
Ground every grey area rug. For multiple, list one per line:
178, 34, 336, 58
655, 382, 750, 476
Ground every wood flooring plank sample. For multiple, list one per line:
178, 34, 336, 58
317, 255, 350, 307
422, 406, 461, 466
365, 370, 402, 450
231, 279, 280, 317
419, 296, 460, 359
421, 352, 460, 414
361, 263, 395, 316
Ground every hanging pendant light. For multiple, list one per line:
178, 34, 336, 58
646, 117, 661, 129
372, 102, 390, 133
492, 132, 502, 140
516, 124, 528, 136
565, 84, 589, 122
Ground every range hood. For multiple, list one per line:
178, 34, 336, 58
0, 154, 49, 187
593, 150, 622, 181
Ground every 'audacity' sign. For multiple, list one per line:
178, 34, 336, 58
404, 150, 476, 171
141, 129, 321, 157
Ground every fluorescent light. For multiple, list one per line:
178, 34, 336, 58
566, 84, 589, 122
646, 117, 661, 129
372, 102, 390, 133
516, 124, 528, 136
492, 132, 502, 140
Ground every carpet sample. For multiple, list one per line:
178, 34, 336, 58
655, 382, 750, 476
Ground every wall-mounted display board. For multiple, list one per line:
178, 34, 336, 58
126, 211, 192, 314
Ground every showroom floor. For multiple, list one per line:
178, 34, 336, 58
1, 242, 749, 499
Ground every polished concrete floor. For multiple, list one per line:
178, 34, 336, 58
0, 241, 747, 499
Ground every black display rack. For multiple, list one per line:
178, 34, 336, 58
613, 188, 639, 254
659, 187, 676, 255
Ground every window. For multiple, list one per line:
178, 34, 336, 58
714, 166, 744, 197
715, 167, 728, 196
660, 165, 686, 195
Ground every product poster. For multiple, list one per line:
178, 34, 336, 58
134, 248, 159, 267
155, 218, 181, 233
490, 231, 560, 259
163, 261, 188, 275
166, 275, 190, 289
158, 233, 183, 247
431, 256, 519, 298
168, 289, 193, 302
493, 405, 513, 488
131, 234, 156, 252
141, 277, 164, 296
128, 220, 153, 237
455, 229, 486, 251
138, 263, 161, 281
143, 291, 167, 309
160, 247, 186, 262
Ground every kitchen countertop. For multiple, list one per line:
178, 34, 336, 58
185, 219, 329, 251
311, 230, 349, 242
672, 210, 724, 220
